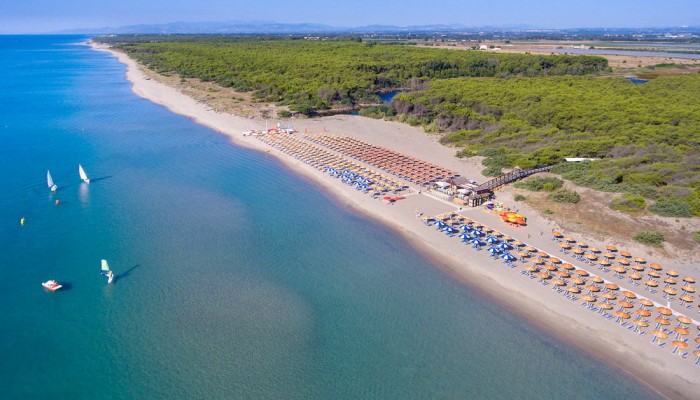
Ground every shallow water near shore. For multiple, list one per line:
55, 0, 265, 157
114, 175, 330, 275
0, 35, 660, 399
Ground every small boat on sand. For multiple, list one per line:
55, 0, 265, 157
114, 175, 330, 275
79, 164, 90, 183
42, 280, 63, 291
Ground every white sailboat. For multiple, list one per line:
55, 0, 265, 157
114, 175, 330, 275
47, 170, 57, 192
101, 259, 113, 284
79, 164, 90, 183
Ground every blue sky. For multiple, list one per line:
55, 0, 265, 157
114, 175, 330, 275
2, 0, 698, 33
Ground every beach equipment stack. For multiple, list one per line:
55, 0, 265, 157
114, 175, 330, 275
499, 211, 526, 226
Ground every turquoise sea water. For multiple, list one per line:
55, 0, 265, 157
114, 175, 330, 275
0, 36, 660, 399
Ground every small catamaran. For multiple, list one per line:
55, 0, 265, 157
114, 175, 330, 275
47, 170, 57, 192
79, 164, 90, 183
101, 259, 113, 284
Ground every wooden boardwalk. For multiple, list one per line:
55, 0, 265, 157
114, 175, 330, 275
474, 166, 553, 192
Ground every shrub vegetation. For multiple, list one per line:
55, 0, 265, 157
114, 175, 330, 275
548, 189, 581, 203
393, 75, 700, 215
649, 198, 692, 218
514, 177, 563, 192
610, 194, 647, 212
633, 231, 665, 248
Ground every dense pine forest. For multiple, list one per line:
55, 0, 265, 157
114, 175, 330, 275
97, 36, 699, 216
99, 36, 608, 114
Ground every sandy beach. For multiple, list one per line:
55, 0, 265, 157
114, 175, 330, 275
92, 41, 700, 399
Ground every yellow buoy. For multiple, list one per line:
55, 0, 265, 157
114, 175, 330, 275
20, 217, 25, 225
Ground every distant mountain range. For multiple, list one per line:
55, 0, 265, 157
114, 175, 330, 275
58, 20, 699, 35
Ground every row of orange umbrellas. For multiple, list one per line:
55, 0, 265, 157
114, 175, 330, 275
308, 134, 459, 185
518, 232, 700, 359
552, 232, 699, 301
260, 133, 407, 192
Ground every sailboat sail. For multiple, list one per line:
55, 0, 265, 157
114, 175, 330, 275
47, 170, 57, 191
100, 259, 110, 276
79, 164, 90, 183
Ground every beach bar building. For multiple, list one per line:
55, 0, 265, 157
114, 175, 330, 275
431, 176, 491, 207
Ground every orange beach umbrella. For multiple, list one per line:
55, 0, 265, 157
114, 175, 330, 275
652, 329, 668, 339
601, 293, 617, 300
679, 294, 694, 303
657, 307, 673, 316
569, 277, 585, 285
635, 309, 651, 317
619, 300, 634, 308
674, 327, 690, 336
621, 291, 637, 299
638, 298, 654, 307
581, 295, 596, 303
663, 288, 678, 296
633, 320, 649, 328
671, 340, 689, 354
615, 310, 630, 319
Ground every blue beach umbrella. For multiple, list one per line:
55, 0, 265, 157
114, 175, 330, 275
485, 236, 499, 244
459, 233, 470, 241
471, 238, 485, 246
501, 253, 516, 261
498, 242, 512, 250
487, 247, 501, 254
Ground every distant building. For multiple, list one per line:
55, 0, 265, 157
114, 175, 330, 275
479, 45, 488, 50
